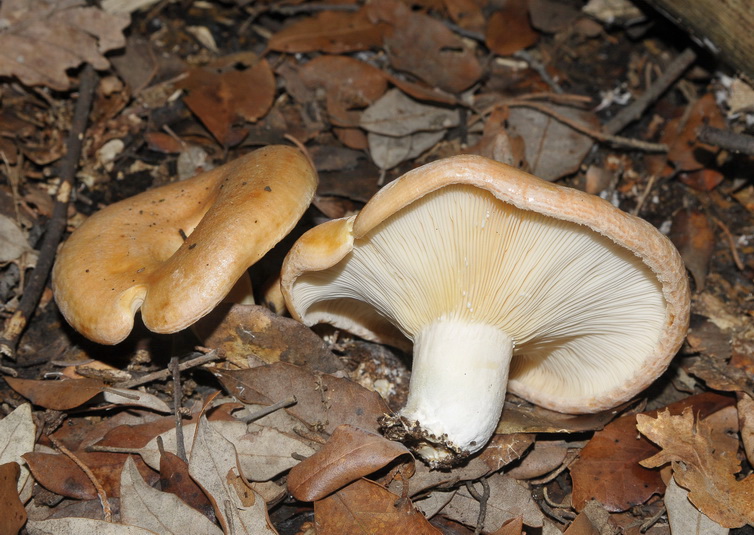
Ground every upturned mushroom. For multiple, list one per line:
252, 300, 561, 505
53, 145, 317, 345
281, 155, 690, 466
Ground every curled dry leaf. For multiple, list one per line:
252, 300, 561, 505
0, 404, 35, 493
314, 478, 441, 535
120, 456, 223, 535
0, 462, 26, 535
287, 424, 413, 502
0, 0, 130, 90
637, 407, 754, 528
159, 449, 216, 522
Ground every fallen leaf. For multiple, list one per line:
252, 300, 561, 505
563, 511, 600, 535
0, 403, 35, 493
299, 55, 388, 128
314, 478, 441, 535
179, 53, 275, 146
528, 0, 581, 33
489, 516, 524, 535
444, 0, 486, 33
26, 518, 158, 535
668, 209, 714, 290
441, 473, 544, 530
569, 392, 734, 511
361, 89, 459, 138
0, 213, 36, 264
506, 104, 597, 181
194, 304, 344, 373
368, 130, 446, 170
485, 0, 539, 56
0, 0, 130, 90
664, 475, 729, 535
637, 407, 754, 528
664, 94, 725, 172
5, 377, 108, 410
188, 416, 277, 534
159, 449, 216, 522
267, 7, 388, 53
739, 394, 754, 465
120, 456, 223, 535
0, 462, 26, 535
496, 399, 625, 434
102, 388, 171, 413
368, 0, 482, 93
506, 439, 569, 480
214, 362, 391, 435
288, 424, 412, 502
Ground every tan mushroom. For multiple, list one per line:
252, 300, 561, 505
53, 145, 317, 345
281, 154, 690, 466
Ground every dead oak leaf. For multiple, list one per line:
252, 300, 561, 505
0, 0, 130, 90
637, 407, 754, 528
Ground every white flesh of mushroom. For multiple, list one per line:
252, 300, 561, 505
290, 185, 667, 464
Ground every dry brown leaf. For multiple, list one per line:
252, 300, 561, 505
637, 407, 754, 528
569, 392, 734, 512
0, 0, 129, 90
195, 304, 343, 373
0, 462, 26, 535
267, 7, 388, 53
159, 449, 216, 523
368, 0, 482, 93
563, 511, 600, 535
0, 213, 36, 264
485, 0, 539, 56
288, 424, 412, 502
664, 94, 725, 172
179, 53, 275, 146
120, 456, 223, 535
299, 56, 388, 128
361, 89, 460, 137
668, 210, 714, 290
214, 362, 391, 435
505, 439, 569, 480
5, 377, 108, 410
314, 478, 441, 535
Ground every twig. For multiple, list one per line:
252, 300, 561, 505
465, 478, 491, 535
240, 396, 297, 424
485, 100, 668, 152
640, 505, 666, 533
604, 48, 697, 135
698, 125, 754, 156
115, 349, 222, 389
514, 50, 564, 94
0, 64, 98, 359
49, 435, 112, 522
170, 355, 187, 462
714, 217, 745, 270
631, 174, 658, 216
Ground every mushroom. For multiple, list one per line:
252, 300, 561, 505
53, 145, 317, 345
281, 155, 690, 466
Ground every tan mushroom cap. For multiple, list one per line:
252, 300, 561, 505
53, 145, 317, 345
281, 154, 690, 415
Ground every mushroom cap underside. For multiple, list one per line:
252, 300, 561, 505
281, 155, 690, 413
53, 145, 318, 344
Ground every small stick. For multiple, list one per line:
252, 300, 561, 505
465, 478, 491, 535
640, 505, 666, 533
240, 396, 297, 424
604, 48, 697, 135
116, 349, 221, 389
714, 217, 745, 271
631, 174, 658, 216
170, 356, 187, 462
698, 125, 754, 156
0, 64, 98, 359
49, 435, 112, 522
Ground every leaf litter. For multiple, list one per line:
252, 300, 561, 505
2, 0, 754, 533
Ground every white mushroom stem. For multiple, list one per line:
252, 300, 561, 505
397, 319, 513, 464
